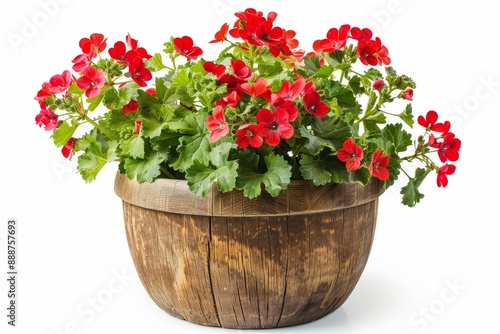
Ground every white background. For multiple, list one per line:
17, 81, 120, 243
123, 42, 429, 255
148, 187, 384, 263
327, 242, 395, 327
1, 0, 499, 333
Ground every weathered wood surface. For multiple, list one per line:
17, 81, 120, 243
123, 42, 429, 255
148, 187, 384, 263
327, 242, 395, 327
115, 172, 384, 216
117, 173, 383, 328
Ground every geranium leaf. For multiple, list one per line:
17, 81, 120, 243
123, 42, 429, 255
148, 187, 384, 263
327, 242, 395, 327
300, 117, 351, 155
103, 86, 133, 110
124, 151, 167, 183
349, 167, 371, 185
169, 113, 210, 172
147, 53, 167, 71
399, 104, 414, 128
186, 160, 238, 196
52, 119, 78, 147
400, 168, 429, 207
128, 136, 145, 159
77, 134, 117, 182
378, 123, 413, 154
299, 155, 332, 185
236, 152, 291, 199
299, 154, 350, 185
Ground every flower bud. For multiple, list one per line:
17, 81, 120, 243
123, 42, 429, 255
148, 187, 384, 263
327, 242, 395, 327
401, 88, 413, 100
372, 78, 385, 90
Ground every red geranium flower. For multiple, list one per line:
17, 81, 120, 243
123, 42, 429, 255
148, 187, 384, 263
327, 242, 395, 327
284, 29, 299, 49
256, 107, 294, 146
62, 137, 76, 159
210, 23, 229, 43
203, 61, 226, 79
124, 33, 152, 60
108, 41, 128, 64
128, 57, 152, 87
337, 138, 363, 170
174, 36, 203, 60
80, 33, 107, 55
49, 70, 72, 94
216, 91, 240, 108
303, 91, 329, 118
357, 39, 378, 66
235, 124, 264, 149
418, 110, 450, 133
272, 77, 305, 103
206, 105, 229, 142
230, 59, 252, 80
369, 150, 390, 180
35, 106, 58, 131
35, 82, 53, 101
350, 27, 373, 41
76, 66, 105, 98
319, 25, 350, 52
123, 100, 139, 114
71, 53, 93, 73
239, 77, 270, 98
436, 132, 461, 163
437, 164, 456, 187
373, 37, 391, 65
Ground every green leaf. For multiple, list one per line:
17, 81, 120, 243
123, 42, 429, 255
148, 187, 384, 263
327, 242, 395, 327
141, 116, 164, 139
186, 160, 238, 196
349, 167, 371, 185
236, 152, 292, 199
52, 119, 78, 147
124, 152, 167, 183
171, 68, 190, 88
399, 104, 414, 128
128, 136, 145, 159
299, 154, 350, 185
378, 123, 413, 154
326, 50, 345, 68
348, 75, 364, 95
303, 56, 321, 76
400, 168, 430, 207
185, 141, 238, 195
169, 113, 210, 172
147, 53, 167, 71
314, 64, 334, 78
299, 155, 332, 186
76, 134, 118, 182
299, 117, 351, 155
103, 86, 133, 110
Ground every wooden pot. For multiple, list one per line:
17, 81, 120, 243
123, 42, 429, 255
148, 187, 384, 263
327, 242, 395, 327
114, 173, 384, 329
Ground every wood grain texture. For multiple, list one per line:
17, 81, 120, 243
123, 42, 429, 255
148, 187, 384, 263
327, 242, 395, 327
117, 173, 383, 328
115, 172, 385, 217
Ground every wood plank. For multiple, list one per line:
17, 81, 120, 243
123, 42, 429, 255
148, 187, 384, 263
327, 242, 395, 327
123, 202, 220, 326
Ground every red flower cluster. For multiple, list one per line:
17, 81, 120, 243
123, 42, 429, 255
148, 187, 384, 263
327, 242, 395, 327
34, 33, 154, 158
418, 110, 461, 187
336, 139, 390, 181
203, 9, 367, 149
312, 25, 390, 66
204, 62, 328, 148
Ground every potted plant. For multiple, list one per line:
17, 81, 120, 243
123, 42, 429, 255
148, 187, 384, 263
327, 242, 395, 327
34, 7, 462, 329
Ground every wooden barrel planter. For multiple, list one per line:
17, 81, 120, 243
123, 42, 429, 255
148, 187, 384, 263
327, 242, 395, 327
114, 173, 384, 329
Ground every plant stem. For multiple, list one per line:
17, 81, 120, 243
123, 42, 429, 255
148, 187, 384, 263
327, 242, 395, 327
83, 114, 117, 140
160, 165, 176, 179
